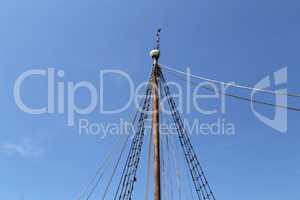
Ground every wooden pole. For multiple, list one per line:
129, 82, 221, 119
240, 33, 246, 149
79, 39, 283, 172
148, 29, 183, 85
151, 55, 161, 200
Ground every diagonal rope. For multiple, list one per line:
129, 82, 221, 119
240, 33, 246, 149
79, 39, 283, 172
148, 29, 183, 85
76, 139, 119, 200
159, 78, 182, 200
163, 66, 300, 112
85, 143, 121, 200
169, 131, 182, 200
160, 131, 168, 200
101, 135, 130, 200
160, 63, 300, 98
144, 122, 153, 200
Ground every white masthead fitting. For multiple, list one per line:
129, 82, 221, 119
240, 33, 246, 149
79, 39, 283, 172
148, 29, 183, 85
150, 49, 160, 59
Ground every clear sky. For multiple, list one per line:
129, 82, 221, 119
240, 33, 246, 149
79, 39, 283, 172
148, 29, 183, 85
0, 0, 300, 200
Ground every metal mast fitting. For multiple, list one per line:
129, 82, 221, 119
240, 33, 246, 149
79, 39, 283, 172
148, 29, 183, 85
150, 29, 162, 200
150, 29, 161, 60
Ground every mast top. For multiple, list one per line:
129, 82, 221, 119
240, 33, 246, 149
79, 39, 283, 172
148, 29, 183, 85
150, 29, 161, 60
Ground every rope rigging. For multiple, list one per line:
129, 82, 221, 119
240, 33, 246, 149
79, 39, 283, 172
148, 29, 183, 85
160, 64, 300, 98
144, 120, 153, 200
76, 73, 154, 200
104, 71, 155, 200
165, 113, 195, 200
162, 64, 300, 112
169, 131, 183, 200
75, 28, 300, 200
160, 130, 167, 200
159, 68, 216, 200
158, 79, 170, 200
114, 78, 152, 200
101, 135, 130, 200
159, 78, 182, 200
75, 138, 120, 200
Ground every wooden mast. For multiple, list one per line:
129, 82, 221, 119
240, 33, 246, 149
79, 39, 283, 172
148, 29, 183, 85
150, 29, 162, 200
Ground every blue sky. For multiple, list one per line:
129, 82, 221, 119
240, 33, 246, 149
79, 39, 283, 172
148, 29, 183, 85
0, 0, 300, 199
